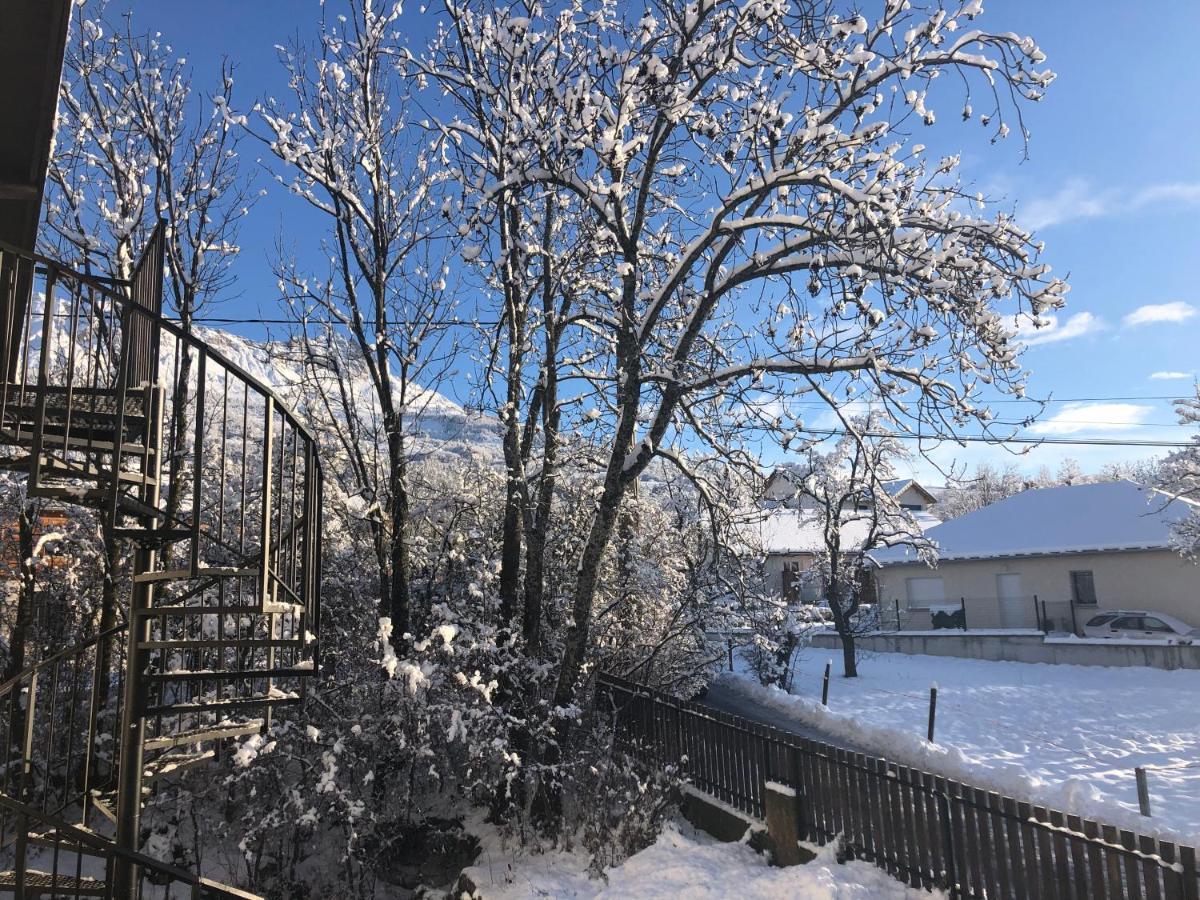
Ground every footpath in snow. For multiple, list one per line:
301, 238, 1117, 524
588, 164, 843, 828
721, 652, 1200, 846
461, 820, 937, 899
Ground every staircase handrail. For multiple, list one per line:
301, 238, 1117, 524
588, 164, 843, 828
0, 238, 323, 455
0, 624, 127, 703
0, 791, 261, 898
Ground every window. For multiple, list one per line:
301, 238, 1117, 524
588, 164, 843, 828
1085, 614, 1118, 628
1141, 617, 1174, 633
1070, 570, 1097, 606
1110, 616, 1140, 630
905, 576, 945, 610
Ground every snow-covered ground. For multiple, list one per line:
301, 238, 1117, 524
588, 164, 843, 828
462, 820, 938, 899
723, 652, 1200, 845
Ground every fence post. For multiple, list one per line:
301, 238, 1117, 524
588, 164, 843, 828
728, 636, 734, 672
1069, 594, 1078, 635
1033, 595, 1041, 631
894, 599, 901, 632
821, 660, 831, 706
927, 684, 938, 743
1041, 598, 1049, 634
1135, 767, 1152, 817
959, 597, 967, 631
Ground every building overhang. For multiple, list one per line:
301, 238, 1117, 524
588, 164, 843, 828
0, 0, 72, 251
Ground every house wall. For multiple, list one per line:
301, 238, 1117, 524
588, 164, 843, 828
892, 485, 932, 511
875, 548, 1200, 631
764, 552, 819, 601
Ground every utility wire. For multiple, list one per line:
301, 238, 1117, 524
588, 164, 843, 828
800, 428, 1195, 449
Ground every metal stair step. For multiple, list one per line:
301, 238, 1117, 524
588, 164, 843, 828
139, 637, 305, 650
144, 748, 215, 781
111, 527, 193, 545
0, 425, 151, 455
147, 666, 315, 683
133, 567, 260, 584
136, 601, 306, 617
36, 456, 156, 485
143, 719, 265, 752
144, 694, 301, 718
26, 826, 106, 857
0, 868, 107, 896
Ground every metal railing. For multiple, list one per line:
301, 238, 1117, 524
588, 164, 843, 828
599, 673, 1200, 900
0, 232, 323, 896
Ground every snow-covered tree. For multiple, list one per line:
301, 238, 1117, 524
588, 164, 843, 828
252, 0, 459, 645
45, 0, 256, 580
1158, 387, 1200, 558
937, 460, 1027, 518
789, 417, 931, 677
415, 0, 1064, 713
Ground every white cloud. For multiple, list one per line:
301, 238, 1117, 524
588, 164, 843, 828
1149, 370, 1194, 381
1009, 311, 1106, 347
1027, 402, 1153, 436
1123, 301, 1197, 327
1020, 178, 1200, 231
1021, 179, 1108, 230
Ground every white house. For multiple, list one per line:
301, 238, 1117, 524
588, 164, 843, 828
869, 480, 1200, 632
754, 472, 940, 602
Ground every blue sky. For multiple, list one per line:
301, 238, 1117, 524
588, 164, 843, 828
123, 1, 1200, 479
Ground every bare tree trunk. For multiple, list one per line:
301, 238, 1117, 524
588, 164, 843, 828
387, 432, 411, 643
5, 503, 36, 682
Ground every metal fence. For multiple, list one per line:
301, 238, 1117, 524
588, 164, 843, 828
881, 595, 1081, 634
598, 673, 1200, 900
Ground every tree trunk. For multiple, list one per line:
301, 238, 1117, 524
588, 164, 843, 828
840, 630, 858, 678
552, 476, 628, 708
388, 450, 411, 644
5, 503, 36, 681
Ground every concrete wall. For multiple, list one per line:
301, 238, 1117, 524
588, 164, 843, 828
876, 548, 1200, 632
811, 630, 1200, 670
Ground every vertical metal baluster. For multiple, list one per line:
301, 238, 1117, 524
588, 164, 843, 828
14, 671, 39, 894
60, 276, 83, 464
29, 269, 57, 492
190, 352, 206, 575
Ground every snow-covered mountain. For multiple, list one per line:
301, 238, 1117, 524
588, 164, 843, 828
194, 327, 502, 463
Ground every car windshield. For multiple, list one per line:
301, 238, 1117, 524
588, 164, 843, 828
1085, 614, 1117, 627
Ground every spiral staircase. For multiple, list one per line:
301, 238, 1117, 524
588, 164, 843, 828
0, 227, 323, 897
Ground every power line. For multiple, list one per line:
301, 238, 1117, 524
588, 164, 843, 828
801, 428, 1195, 449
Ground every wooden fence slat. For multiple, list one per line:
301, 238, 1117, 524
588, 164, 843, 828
959, 781, 988, 899
1031, 806, 1060, 900
894, 765, 921, 889
840, 749, 859, 859
1139, 834, 1163, 900
1160, 841, 1182, 900
1179, 845, 1198, 900
1119, 829, 1145, 900
921, 770, 945, 891
861, 752, 883, 868
1015, 799, 1042, 900
1003, 795, 1030, 900
986, 790, 1013, 900
871, 756, 897, 878
1104, 824, 1129, 900
1083, 818, 1112, 900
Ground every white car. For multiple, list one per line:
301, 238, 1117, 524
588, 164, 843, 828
1081, 610, 1200, 642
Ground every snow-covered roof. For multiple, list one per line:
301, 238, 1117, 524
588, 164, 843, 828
751, 507, 941, 555
870, 480, 1193, 566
